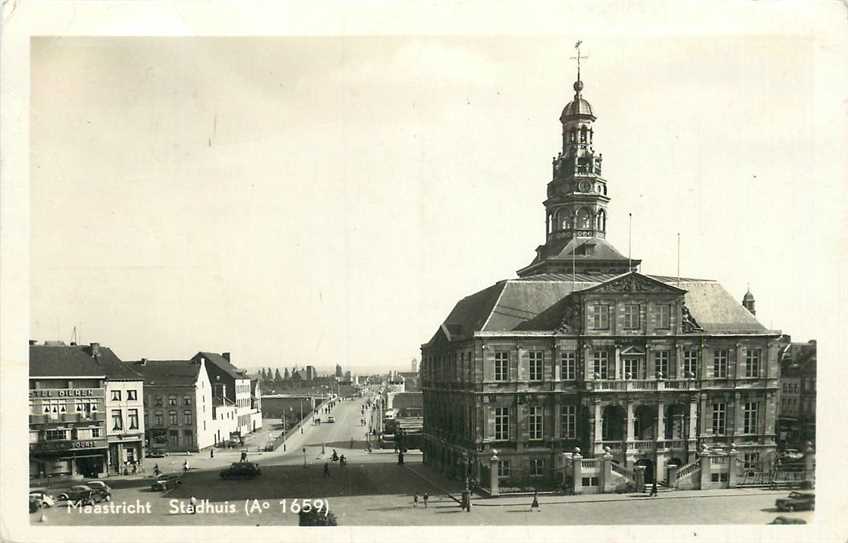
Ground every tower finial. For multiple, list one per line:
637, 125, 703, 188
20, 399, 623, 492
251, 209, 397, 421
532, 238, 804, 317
571, 41, 587, 93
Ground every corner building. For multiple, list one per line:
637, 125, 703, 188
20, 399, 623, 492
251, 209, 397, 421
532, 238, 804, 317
421, 74, 780, 493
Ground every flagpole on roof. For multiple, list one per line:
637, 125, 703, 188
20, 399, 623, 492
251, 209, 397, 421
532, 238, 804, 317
628, 212, 632, 272
677, 232, 681, 288
572, 234, 576, 292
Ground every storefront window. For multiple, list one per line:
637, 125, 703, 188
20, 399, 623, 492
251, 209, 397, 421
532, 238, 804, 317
45, 429, 66, 441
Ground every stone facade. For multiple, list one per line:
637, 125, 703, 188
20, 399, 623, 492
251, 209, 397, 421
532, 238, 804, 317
421, 69, 781, 494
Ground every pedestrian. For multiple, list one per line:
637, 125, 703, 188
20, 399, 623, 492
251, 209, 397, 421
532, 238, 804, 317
530, 490, 540, 512
210, 448, 214, 459
153, 463, 160, 477
323, 462, 330, 478
190, 496, 198, 515
132, 461, 137, 474
183, 460, 189, 473
423, 492, 429, 509
413, 493, 418, 508
398, 451, 404, 465
649, 480, 658, 497
241, 451, 247, 462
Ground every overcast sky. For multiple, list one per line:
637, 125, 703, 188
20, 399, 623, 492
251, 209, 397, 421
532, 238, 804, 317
30, 35, 839, 370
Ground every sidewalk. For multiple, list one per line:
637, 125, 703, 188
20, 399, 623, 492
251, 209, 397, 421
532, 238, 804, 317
403, 463, 788, 508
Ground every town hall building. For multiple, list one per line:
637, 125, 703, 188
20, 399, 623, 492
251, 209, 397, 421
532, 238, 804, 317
421, 62, 781, 494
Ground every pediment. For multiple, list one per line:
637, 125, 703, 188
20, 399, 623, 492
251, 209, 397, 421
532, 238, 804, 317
620, 345, 646, 356
585, 272, 686, 295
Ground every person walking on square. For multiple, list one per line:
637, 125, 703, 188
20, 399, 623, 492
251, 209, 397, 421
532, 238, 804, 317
530, 490, 540, 512
323, 462, 330, 478
649, 480, 658, 497
413, 493, 418, 508
210, 448, 214, 459
190, 496, 198, 514
423, 492, 429, 509
183, 460, 190, 474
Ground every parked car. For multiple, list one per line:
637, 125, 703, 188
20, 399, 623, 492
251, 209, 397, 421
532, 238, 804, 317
146, 448, 166, 458
769, 516, 808, 525
220, 462, 261, 479
57, 485, 98, 506
776, 491, 815, 512
29, 490, 55, 508
327, 416, 335, 423
780, 449, 805, 461
86, 480, 112, 502
151, 474, 182, 491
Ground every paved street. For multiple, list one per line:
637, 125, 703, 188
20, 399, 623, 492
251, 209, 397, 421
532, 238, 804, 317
30, 398, 814, 526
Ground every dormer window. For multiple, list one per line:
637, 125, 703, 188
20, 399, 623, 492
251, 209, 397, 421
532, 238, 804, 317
577, 243, 596, 256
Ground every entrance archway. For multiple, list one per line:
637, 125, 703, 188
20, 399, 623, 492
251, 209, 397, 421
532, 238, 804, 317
602, 405, 626, 441
635, 458, 655, 483
634, 405, 657, 440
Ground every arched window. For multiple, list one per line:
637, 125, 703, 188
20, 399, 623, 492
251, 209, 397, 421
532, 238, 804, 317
580, 126, 588, 143
570, 129, 576, 143
577, 208, 590, 229
547, 214, 553, 234
597, 209, 606, 232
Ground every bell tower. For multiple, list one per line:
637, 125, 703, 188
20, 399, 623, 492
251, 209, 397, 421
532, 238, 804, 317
517, 43, 638, 278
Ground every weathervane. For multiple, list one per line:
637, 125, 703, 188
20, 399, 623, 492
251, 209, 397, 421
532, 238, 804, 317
571, 40, 588, 86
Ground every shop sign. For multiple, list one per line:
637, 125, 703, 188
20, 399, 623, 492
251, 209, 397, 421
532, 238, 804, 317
29, 388, 103, 398
30, 439, 107, 451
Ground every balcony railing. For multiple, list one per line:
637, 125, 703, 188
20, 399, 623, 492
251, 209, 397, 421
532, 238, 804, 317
599, 439, 688, 452
30, 412, 104, 424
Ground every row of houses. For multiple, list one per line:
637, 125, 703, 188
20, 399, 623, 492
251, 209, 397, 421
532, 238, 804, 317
28, 341, 262, 481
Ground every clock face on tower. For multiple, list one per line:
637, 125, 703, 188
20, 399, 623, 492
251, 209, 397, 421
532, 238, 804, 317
578, 180, 591, 192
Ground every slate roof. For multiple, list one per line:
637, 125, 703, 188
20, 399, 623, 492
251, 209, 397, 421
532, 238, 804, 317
561, 96, 595, 119
194, 352, 249, 380
670, 280, 767, 334
131, 360, 202, 386
536, 237, 631, 264
428, 271, 769, 344
30, 345, 108, 377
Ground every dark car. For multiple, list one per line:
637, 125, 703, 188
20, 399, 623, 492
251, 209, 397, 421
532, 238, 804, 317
86, 480, 112, 502
776, 491, 815, 512
151, 474, 182, 491
220, 462, 261, 479
29, 490, 55, 508
57, 485, 98, 506
769, 516, 808, 525
146, 448, 166, 458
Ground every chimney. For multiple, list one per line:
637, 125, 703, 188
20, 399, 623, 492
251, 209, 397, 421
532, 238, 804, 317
140, 358, 148, 366
90, 342, 100, 359
222, 352, 231, 362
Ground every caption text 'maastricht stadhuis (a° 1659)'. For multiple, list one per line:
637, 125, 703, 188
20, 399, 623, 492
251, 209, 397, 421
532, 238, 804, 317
63, 498, 330, 517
